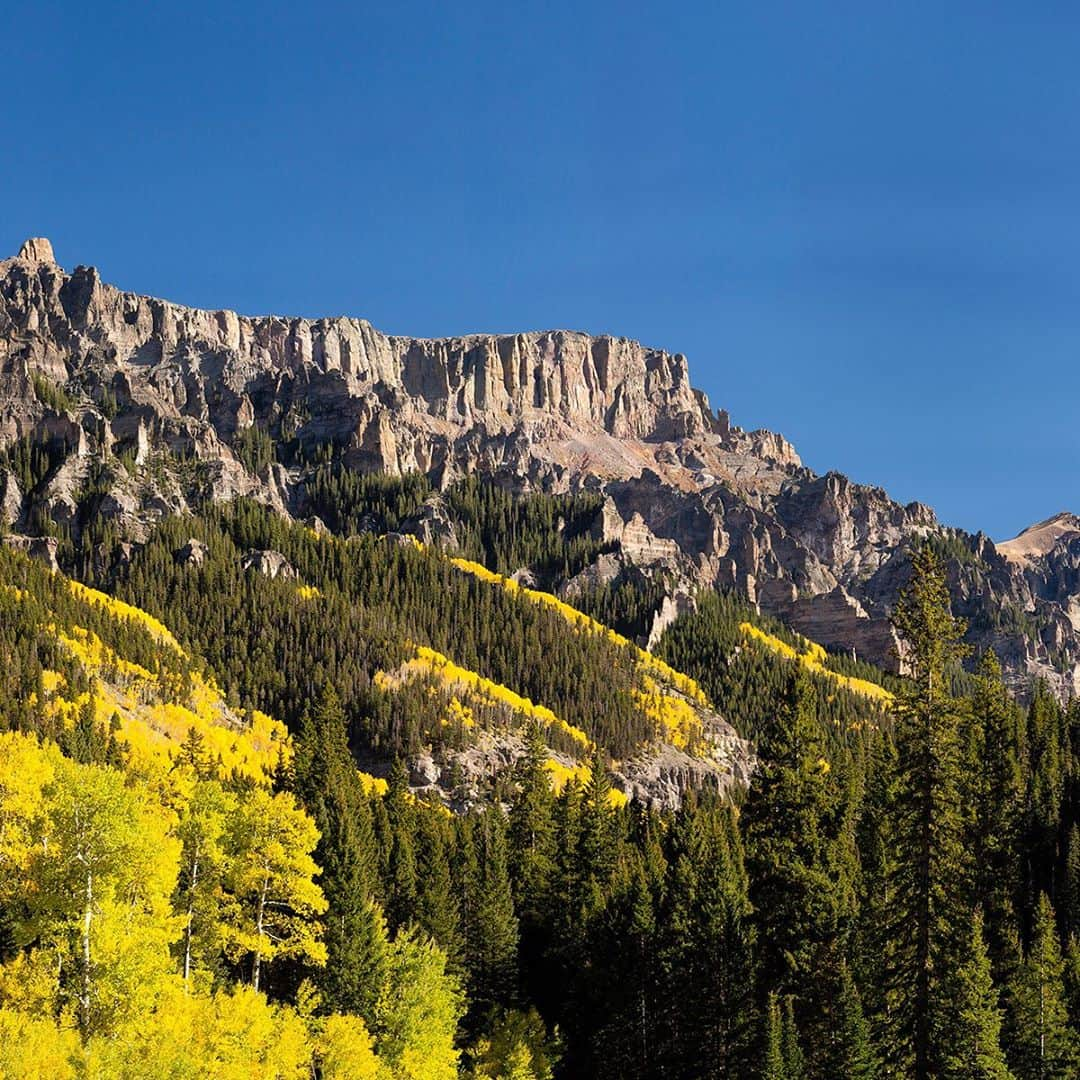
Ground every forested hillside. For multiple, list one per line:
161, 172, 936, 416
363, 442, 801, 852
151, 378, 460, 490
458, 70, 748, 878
3, 476, 1080, 1075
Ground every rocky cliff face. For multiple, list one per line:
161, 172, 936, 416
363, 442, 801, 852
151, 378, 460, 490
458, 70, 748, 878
2, 238, 1077, 699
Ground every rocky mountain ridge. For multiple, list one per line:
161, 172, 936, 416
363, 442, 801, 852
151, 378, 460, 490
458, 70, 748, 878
1, 238, 1077, 700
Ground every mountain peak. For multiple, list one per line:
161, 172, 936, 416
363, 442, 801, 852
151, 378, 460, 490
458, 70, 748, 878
17, 237, 55, 265
996, 512, 1080, 561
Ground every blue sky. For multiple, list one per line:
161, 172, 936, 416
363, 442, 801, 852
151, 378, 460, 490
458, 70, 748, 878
3, 2, 1078, 540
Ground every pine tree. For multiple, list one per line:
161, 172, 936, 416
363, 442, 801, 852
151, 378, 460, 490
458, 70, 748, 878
1005, 893, 1079, 1079
658, 799, 755, 1078
781, 996, 805, 1080
812, 951, 879, 1079
833, 958, 878, 1079
384, 758, 418, 932
1064, 826, 1080, 943
743, 670, 853, 996
1024, 682, 1065, 908
508, 723, 556, 919
941, 909, 1012, 1080
466, 809, 519, 1016
416, 814, 464, 975
884, 546, 972, 1078
292, 686, 382, 1014
971, 651, 1025, 974
762, 993, 786, 1080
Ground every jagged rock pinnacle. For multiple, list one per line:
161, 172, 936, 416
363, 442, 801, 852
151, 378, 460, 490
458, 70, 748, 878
17, 238, 56, 265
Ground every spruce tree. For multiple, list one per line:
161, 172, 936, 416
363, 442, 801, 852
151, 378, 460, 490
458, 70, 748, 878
385, 758, 418, 932
781, 996, 805, 1080
942, 909, 1012, 1080
1005, 893, 1079, 1079
508, 723, 557, 919
465, 810, 519, 1018
658, 799, 755, 1078
743, 670, 852, 993
884, 546, 972, 1078
292, 686, 383, 1015
971, 651, 1025, 974
415, 813, 464, 975
762, 993, 786, 1080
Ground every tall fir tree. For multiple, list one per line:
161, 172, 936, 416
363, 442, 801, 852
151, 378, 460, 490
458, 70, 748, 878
291, 686, 383, 1016
1005, 893, 1079, 1079
743, 670, 853, 996
762, 993, 787, 1080
884, 546, 972, 1078
970, 651, 1025, 975
941, 909, 1012, 1080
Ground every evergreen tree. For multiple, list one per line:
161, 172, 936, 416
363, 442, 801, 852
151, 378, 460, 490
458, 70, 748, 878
384, 758, 418, 933
884, 547, 971, 1078
829, 958, 878, 1080
508, 723, 557, 919
1024, 682, 1066, 910
658, 799, 755, 1078
743, 670, 854, 996
942, 910, 1012, 1080
781, 996, 805, 1080
466, 809, 519, 1017
416, 814, 464, 975
292, 686, 383, 1014
971, 651, 1025, 974
762, 993, 786, 1080
1005, 893, 1079, 1079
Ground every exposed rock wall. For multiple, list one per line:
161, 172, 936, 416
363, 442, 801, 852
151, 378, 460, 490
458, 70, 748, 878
2, 239, 1078, 700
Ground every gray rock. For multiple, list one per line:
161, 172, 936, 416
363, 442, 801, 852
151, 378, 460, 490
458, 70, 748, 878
1, 240, 1078, 700
176, 538, 209, 567
240, 549, 296, 579
409, 755, 441, 787
3, 534, 60, 571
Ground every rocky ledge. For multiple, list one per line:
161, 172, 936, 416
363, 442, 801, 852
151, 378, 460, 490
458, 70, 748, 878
1, 238, 1078, 701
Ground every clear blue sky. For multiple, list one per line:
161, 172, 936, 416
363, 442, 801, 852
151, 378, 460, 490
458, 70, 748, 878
3, 2, 1078, 541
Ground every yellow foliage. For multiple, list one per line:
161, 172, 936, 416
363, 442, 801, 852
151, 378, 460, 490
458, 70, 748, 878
315, 1013, 381, 1080
39, 669, 65, 694
541, 757, 628, 806
357, 771, 389, 798
0, 1007, 80, 1079
84, 983, 313, 1079
449, 556, 709, 706
632, 677, 702, 751
296, 584, 321, 600
68, 580, 181, 651
0, 732, 61, 893
542, 757, 591, 792
739, 623, 893, 705
36, 602, 291, 784
384, 645, 591, 751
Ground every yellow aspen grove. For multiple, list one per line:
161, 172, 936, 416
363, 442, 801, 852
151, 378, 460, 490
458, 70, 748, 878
220, 788, 328, 990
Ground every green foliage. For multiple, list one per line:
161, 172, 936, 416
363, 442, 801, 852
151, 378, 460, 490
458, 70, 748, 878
305, 468, 615, 584
1005, 894, 1079, 1078
233, 423, 276, 476
31, 371, 76, 413
943, 910, 1012, 1080
1, 433, 72, 495
882, 547, 976, 1076
570, 572, 672, 642
656, 589, 893, 750
101, 501, 653, 758
3, 492, 1080, 1078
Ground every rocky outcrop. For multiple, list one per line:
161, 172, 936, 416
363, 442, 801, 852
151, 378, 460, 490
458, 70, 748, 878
2, 239, 1079, 700
240, 549, 296, 580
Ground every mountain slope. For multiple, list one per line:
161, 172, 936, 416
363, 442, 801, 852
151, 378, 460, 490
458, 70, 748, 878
1, 237, 1076, 699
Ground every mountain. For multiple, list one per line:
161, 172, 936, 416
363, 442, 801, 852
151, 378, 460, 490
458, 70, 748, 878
1, 237, 1076, 700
